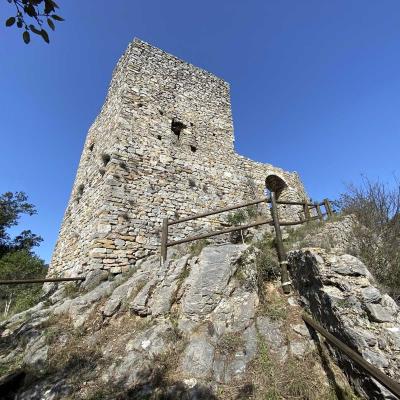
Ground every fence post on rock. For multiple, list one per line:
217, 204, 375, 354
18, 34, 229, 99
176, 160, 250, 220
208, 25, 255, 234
160, 218, 168, 265
270, 191, 291, 294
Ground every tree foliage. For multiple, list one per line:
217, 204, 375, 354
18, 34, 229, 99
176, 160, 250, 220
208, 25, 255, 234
0, 191, 46, 318
0, 250, 46, 317
4, 0, 64, 44
0, 191, 43, 256
336, 177, 400, 300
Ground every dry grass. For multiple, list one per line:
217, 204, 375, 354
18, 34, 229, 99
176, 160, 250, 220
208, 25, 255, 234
217, 332, 244, 357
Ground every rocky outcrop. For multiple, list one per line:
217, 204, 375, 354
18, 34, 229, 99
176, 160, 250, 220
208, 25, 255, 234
0, 242, 325, 399
289, 248, 400, 399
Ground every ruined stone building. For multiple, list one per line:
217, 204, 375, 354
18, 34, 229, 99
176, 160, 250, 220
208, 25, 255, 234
50, 39, 308, 276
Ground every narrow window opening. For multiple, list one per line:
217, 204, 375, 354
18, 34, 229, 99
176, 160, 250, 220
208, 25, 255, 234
101, 153, 111, 166
171, 119, 187, 140
159, 110, 164, 116
88, 143, 95, 151
77, 184, 84, 196
190, 145, 197, 153
157, 135, 162, 140
76, 184, 84, 203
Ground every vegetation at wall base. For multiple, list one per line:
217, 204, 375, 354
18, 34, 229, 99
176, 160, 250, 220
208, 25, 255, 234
0, 191, 46, 319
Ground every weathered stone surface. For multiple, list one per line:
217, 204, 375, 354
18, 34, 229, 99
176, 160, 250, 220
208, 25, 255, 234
289, 248, 400, 400
331, 254, 368, 276
361, 286, 382, 304
81, 269, 109, 290
256, 316, 287, 359
180, 336, 215, 379
365, 303, 394, 323
23, 336, 48, 370
102, 297, 121, 317
181, 244, 246, 318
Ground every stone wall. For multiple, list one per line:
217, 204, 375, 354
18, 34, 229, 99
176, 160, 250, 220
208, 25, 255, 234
49, 39, 308, 277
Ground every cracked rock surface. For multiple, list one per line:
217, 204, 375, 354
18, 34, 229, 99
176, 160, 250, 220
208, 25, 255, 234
289, 248, 400, 400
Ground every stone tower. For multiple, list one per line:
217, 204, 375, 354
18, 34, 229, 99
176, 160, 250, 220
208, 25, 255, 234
50, 39, 307, 277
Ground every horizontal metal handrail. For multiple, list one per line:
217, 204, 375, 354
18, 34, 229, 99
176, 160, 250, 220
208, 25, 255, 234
0, 277, 85, 285
302, 313, 400, 398
168, 198, 269, 226
168, 197, 324, 226
167, 213, 328, 248
168, 218, 273, 247
161, 197, 333, 263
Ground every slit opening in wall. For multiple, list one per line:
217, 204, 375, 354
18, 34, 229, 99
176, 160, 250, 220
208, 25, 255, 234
190, 145, 197, 153
88, 143, 94, 151
157, 135, 162, 140
101, 153, 111, 167
76, 184, 84, 202
171, 119, 187, 140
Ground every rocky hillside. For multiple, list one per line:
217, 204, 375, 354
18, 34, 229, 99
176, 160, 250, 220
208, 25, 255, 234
0, 217, 399, 399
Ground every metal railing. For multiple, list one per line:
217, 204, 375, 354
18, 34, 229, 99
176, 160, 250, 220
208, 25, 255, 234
303, 313, 400, 398
160, 195, 333, 293
0, 277, 85, 285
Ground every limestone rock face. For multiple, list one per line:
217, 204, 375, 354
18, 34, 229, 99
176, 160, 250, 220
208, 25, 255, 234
289, 248, 400, 400
0, 243, 321, 399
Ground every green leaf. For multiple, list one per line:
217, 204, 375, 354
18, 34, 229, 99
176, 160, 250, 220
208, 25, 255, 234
5, 17, 15, 27
47, 18, 55, 31
25, 4, 37, 18
44, 0, 55, 15
23, 30, 30, 44
29, 24, 41, 35
40, 29, 50, 43
51, 14, 64, 21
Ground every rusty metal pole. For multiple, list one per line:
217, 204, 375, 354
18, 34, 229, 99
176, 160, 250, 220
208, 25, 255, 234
0, 277, 84, 285
323, 199, 333, 219
315, 202, 323, 221
303, 201, 311, 222
303, 313, 400, 398
160, 218, 168, 265
270, 191, 291, 294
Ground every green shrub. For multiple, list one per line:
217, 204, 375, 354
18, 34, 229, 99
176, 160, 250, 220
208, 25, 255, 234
189, 239, 209, 256
337, 177, 400, 299
254, 234, 280, 281
226, 209, 247, 225
0, 249, 46, 318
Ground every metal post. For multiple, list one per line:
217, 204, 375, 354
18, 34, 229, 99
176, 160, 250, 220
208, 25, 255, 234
323, 199, 333, 218
315, 202, 323, 221
0, 277, 85, 285
160, 218, 168, 264
270, 191, 291, 294
303, 201, 311, 222
303, 313, 400, 398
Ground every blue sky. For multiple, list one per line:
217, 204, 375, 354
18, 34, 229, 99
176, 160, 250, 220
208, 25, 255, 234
1, 0, 399, 263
